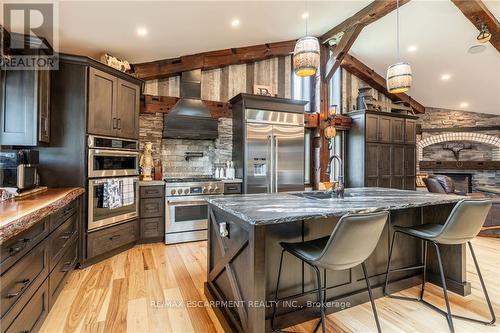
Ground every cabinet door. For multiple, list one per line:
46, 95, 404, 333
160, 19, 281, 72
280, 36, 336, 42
391, 146, 405, 189
0, 69, 37, 145
378, 116, 392, 143
365, 143, 379, 186
404, 146, 416, 190
365, 114, 379, 142
38, 69, 51, 143
116, 79, 140, 139
378, 144, 392, 187
405, 119, 416, 144
391, 118, 404, 144
88, 67, 117, 137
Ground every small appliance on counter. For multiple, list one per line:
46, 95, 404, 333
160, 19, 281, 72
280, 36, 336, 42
0, 149, 39, 192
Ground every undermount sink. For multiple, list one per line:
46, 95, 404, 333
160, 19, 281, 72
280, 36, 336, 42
291, 191, 354, 200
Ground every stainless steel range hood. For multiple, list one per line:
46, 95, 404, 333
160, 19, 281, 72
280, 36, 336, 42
163, 69, 218, 140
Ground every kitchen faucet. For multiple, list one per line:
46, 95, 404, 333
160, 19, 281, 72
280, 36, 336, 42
326, 154, 344, 199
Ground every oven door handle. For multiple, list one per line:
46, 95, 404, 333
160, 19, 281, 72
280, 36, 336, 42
167, 199, 207, 206
89, 176, 139, 185
91, 149, 139, 157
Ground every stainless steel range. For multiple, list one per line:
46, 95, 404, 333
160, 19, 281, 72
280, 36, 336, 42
165, 177, 224, 244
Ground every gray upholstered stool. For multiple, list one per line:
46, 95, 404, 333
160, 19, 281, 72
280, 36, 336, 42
384, 199, 495, 333
271, 211, 389, 333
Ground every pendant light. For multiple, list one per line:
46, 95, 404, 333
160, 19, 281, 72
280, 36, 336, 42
293, 1, 320, 77
386, 0, 412, 94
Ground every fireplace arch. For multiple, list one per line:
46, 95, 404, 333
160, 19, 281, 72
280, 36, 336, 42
417, 132, 500, 161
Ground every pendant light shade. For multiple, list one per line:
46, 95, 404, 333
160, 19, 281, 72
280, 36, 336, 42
386, 62, 412, 94
293, 36, 320, 77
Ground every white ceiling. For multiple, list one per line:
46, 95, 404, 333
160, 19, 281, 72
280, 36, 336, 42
2, 0, 499, 115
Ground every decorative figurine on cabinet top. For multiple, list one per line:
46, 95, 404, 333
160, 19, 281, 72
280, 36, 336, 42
140, 142, 154, 181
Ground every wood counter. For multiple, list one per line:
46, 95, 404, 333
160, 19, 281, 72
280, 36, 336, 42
0, 188, 85, 245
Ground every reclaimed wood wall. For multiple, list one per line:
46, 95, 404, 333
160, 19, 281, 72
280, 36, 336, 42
143, 56, 292, 101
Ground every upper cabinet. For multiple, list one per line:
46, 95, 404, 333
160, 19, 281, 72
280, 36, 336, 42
88, 68, 140, 139
0, 68, 50, 146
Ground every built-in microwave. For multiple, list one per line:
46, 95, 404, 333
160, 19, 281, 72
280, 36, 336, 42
87, 135, 139, 178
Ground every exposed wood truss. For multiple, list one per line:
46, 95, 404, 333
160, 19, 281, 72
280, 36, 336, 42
451, 0, 500, 53
340, 54, 425, 114
133, 40, 296, 80
319, 0, 411, 44
324, 24, 364, 82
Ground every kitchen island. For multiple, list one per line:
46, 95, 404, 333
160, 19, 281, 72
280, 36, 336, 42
205, 188, 466, 333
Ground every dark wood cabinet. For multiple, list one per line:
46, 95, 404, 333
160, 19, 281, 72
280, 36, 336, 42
0, 68, 50, 146
139, 185, 165, 243
116, 79, 140, 139
0, 195, 81, 333
347, 110, 418, 190
87, 219, 138, 259
405, 119, 416, 144
88, 67, 117, 137
87, 68, 140, 139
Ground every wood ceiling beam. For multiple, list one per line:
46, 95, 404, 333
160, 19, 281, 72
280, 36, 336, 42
133, 40, 296, 80
451, 0, 500, 53
340, 54, 425, 113
324, 23, 364, 82
319, 0, 411, 44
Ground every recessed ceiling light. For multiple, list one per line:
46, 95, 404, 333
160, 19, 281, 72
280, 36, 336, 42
440, 73, 451, 81
459, 102, 469, 108
407, 45, 417, 52
137, 27, 148, 37
301, 12, 309, 20
231, 19, 240, 27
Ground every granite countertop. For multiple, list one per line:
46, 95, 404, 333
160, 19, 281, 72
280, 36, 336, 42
207, 187, 464, 225
139, 180, 166, 186
0, 187, 85, 245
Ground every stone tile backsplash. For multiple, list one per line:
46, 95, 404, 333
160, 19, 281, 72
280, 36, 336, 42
139, 114, 232, 178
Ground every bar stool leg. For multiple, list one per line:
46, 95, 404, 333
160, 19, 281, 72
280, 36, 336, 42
313, 266, 326, 333
419, 241, 428, 301
465, 241, 496, 325
271, 249, 285, 331
432, 242, 455, 333
383, 231, 398, 296
362, 262, 382, 333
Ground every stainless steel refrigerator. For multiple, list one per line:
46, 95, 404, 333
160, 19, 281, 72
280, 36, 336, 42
230, 94, 306, 194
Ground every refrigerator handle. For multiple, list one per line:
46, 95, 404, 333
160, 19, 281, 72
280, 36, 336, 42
274, 135, 278, 193
267, 135, 273, 193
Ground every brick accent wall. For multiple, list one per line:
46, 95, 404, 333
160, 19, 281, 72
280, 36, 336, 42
416, 108, 500, 190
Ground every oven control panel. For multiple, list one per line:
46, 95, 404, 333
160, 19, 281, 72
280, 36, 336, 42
166, 181, 224, 196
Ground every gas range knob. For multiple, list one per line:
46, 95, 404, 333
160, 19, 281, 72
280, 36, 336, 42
214, 186, 220, 193
170, 189, 177, 195
202, 187, 208, 194
184, 188, 189, 194
208, 186, 214, 193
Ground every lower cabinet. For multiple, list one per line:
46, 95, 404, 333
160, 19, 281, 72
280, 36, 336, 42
0, 196, 81, 333
139, 185, 165, 243
87, 219, 139, 259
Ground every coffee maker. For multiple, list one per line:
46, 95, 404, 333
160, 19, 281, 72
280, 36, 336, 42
0, 150, 39, 192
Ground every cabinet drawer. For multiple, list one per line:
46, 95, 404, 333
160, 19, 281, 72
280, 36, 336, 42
5, 280, 49, 333
140, 185, 164, 198
50, 199, 77, 231
224, 183, 242, 194
49, 239, 77, 309
87, 219, 138, 259
140, 198, 164, 218
0, 218, 49, 274
0, 241, 48, 329
49, 213, 78, 272
140, 217, 164, 239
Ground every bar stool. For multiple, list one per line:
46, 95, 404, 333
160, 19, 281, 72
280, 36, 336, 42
384, 199, 495, 333
271, 211, 389, 333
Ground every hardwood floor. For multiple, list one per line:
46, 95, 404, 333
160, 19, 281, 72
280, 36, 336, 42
40, 237, 500, 333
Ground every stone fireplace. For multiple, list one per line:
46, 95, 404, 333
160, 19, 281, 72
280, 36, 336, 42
416, 108, 500, 192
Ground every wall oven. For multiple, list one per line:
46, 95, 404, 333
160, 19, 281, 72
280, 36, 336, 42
87, 135, 140, 230
88, 135, 139, 178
